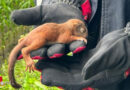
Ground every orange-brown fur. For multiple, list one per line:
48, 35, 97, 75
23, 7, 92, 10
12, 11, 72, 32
8, 19, 88, 88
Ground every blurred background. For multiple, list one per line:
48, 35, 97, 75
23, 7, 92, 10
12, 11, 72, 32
0, 0, 60, 89
0, 0, 34, 66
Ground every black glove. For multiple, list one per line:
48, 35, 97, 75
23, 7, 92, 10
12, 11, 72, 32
35, 23, 130, 90
82, 23, 130, 88
11, 1, 89, 60
17, 41, 87, 60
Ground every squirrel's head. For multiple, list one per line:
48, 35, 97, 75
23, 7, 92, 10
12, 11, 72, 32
67, 19, 88, 38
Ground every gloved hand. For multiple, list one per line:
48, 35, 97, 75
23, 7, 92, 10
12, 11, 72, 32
11, 0, 91, 60
17, 41, 87, 60
35, 23, 130, 90
82, 23, 130, 89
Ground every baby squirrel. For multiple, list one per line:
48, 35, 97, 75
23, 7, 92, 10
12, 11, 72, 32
8, 19, 88, 88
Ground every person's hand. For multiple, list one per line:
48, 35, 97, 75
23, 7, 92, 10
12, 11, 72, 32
34, 23, 130, 90
82, 23, 130, 88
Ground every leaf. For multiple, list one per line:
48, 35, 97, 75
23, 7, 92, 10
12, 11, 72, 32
67, 52, 73, 56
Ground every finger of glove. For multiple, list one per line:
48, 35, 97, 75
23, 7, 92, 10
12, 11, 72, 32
69, 40, 87, 54
47, 44, 65, 59
82, 31, 130, 79
17, 46, 48, 60
11, 5, 42, 25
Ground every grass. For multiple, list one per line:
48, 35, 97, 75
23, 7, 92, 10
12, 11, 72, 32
0, 59, 61, 90
0, 0, 62, 89
0, 0, 35, 61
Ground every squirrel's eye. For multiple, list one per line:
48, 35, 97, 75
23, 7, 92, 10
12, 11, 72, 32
80, 28, 86, 33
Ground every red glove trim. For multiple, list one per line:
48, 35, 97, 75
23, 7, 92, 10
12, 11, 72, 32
32, 56, 46, 60
58, 87, 64, 90
17, 54, 46, 60
17, 54, 23, 60
125, 68, 130, 77
81, 0, 92, 21
73, 46, 86, 54
40, 75, 42, 79
83, 87, 95, 90
49, 53, 64, 59
35, 68, 42, 72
